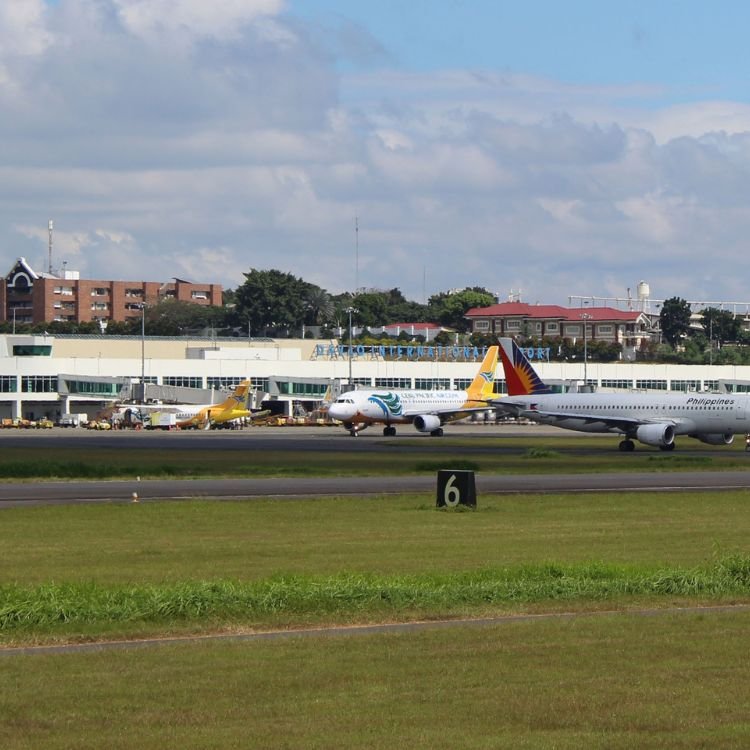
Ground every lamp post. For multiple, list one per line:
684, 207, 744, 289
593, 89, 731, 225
12, 307, 16, 335
139, 303, 146, 400
345, 306, 358, 384
580, 312, 592, 387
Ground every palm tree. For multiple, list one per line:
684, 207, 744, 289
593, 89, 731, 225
306, 286, 334, 327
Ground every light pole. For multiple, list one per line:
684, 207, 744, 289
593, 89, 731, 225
139, 303, 146, 400
345, 306, 358, 384
580, 312, 592, 387
12, 307, 16, 335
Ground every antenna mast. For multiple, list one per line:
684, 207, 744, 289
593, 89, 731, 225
354, 216, 359, 293
48, 219, 54, 274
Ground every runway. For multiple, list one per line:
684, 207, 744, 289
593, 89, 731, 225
1, 470, 750, 507
1, 424, 750, 506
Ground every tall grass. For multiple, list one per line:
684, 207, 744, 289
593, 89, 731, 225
2, 556, 750, 631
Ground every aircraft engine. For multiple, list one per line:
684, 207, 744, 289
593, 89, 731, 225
414, 414, 441, 433
691, 432, 734, 445
636, 423, 675, 447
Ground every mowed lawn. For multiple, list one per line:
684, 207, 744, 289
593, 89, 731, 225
1, 433, 750, 479
2, 611, 750, 749
3, 491, 750, 584
3, 491, 750, 747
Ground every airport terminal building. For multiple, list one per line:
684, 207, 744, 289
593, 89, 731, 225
2, 333, 750, 423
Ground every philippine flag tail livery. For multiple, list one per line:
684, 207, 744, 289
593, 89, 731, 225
498, 338, 553, 397
466, 345, 499, 401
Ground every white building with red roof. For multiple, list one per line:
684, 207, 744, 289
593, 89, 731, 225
465, 302, 651, 350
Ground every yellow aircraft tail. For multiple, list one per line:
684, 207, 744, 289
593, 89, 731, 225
215, 380, 252, 412
191, 380, 253, 428
466, 345, 499, 401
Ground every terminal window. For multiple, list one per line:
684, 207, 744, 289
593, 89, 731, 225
635, 379, 668, 391
670, 380, 701, 392
601, 379, 634, 390
0, 376, 17, 392
22, 376, 57, 393
374, 378, 411, 388
163, 377, 204, 389
13, 345, 52, 356
415, 378, 450, 390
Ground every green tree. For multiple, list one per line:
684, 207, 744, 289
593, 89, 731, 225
469, 331, 496, 348
659, 297, 692, 347
305, 286, 334, 327
350, 290, 391, 328
428, 287, 496, 331
433, 330, 454, 346
142, 299, 221, 336
234, 269, 313, 337
699, 308, 741, 346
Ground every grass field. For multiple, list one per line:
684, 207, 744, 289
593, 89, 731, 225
0, 433, 749, 478
3, 439, 750, 746
1, 491, 750, 644
3, 611, 750, 749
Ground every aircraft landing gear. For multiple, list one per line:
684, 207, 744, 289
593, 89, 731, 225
383, 425, 397, 437
659, 443, 675, 451
430, 428, 444, 437
349, 428, 358, 437
618, 439, 635, 452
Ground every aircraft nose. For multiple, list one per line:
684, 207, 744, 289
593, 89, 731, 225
329, 403, 356, 421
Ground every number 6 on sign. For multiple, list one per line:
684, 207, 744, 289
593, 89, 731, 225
436, 470, 477, 508
444, 474, 460, 506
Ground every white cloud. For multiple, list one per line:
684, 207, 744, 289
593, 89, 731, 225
2, 2, 750, 307
0, 0, 51, 57
113, 0, 285, 42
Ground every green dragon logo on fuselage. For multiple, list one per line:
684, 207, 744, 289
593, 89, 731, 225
367, 391, 403, 417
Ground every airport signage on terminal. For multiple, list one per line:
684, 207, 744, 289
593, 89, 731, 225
315, 344, 550, 362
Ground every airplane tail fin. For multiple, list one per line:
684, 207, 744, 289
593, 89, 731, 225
498, 338, 552, 396
217, 380, 252, 411
466, 345, 499, 401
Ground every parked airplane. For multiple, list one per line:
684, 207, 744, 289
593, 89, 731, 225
118, 380, 259, 430
328, 346, 499, 436
494, 337, 749, 451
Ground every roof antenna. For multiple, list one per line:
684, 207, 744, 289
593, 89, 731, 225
48, 219, 54, 274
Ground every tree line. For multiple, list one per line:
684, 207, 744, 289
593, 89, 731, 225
6, 274, 748, 365
1, 269, 496, 342
645, 296, 750, 365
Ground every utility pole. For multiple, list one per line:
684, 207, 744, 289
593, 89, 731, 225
139, 304, 146, 400
580, 311, 592, 387
345, 306, 358, 384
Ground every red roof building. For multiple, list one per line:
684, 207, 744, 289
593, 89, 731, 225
465, 302, 651, 348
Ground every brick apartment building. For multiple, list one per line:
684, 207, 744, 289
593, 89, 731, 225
1, 258, 222, 326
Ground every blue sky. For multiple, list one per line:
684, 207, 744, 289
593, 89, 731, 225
3, 0, 750, 309
294, 0, 748, 101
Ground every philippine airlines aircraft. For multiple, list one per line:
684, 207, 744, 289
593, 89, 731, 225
494, 337, 749, 451
328, 346, 499, 436
120, 380, 259, 429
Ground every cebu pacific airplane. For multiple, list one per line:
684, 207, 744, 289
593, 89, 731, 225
328, 346, 499, 436
494, 337, 749, 451
121, 380, 259, 430
177, 380, 258, 429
